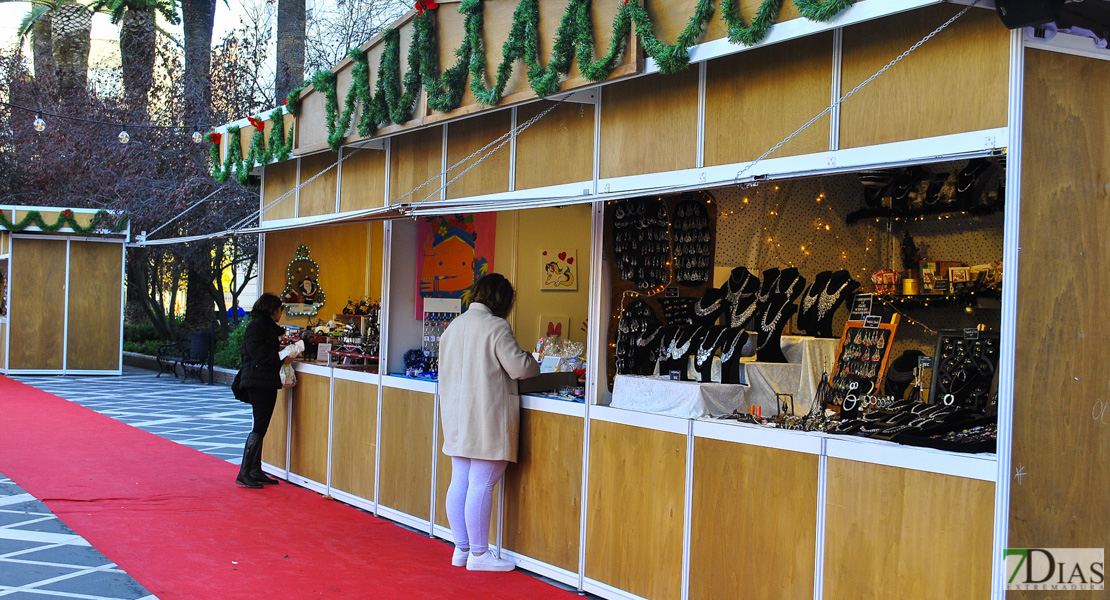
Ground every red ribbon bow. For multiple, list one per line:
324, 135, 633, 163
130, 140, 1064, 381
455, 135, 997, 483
415, 0, 438, 14
209, 132, 222, 144
247, 116, 265, 132
61, 209, 73, 218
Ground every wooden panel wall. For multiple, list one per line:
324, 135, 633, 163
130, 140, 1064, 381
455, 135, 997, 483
330, 379, 378, 499
262, 390, 290, 470
600, 66, 698, 179
502, 409, 583, 572
390, 126, 443, 205
689, 439, 818, 600
299, 152, 340, 217
445, 111, 512, 200
585, 420, 686, 600
295, 86, 330, 152
66, 242, 122, 371
514, 100, 594, 191
290, 372, 331, 484
379, 387, 434, 518
705, 33, 833, 166
263, 160, 298, 221
1010, 49, 1110, 575
339, 148, 388, 212
840, 4, 1008, 149
263, 224, 370, 326
823, 459, 994, 599
9, 238, 66, 370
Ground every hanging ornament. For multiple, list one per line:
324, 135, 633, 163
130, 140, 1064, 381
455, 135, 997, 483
33, 113, 46, 132
192, 130, 203, 143
118, 130, 130, 144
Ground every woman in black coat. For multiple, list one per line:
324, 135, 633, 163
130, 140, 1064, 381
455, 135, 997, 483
235, 293, 297, 488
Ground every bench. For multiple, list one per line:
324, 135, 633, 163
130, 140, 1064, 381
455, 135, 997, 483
155, 331, 213, 383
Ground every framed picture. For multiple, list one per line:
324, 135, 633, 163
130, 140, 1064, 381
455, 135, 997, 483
949, 266, 970, 283
541, 249, 577, 290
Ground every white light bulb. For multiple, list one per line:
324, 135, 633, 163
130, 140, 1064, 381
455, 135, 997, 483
118, 130, 130, 144
192, 131, 203, 144
33, 115, 45, 132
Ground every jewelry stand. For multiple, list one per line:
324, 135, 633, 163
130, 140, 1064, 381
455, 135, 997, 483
774, 267, 806, 304
721, 267, 760, 330
654, 326, 681, 376
692, 288, 727, 327
719, 328, 749, 384
694, 326, 727, 382
812, 270, 859, 338
755, 293, 797, 363
796, 270, 833, 334
754, 267, 780, 327
667, 326, 707, 381
633, 323, 664, 376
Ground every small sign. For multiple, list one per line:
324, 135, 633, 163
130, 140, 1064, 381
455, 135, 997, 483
850, 293, 873, 319
863, 315, 882, 328
316, 343, 332, 362
539, 355, 561, 373
933, 278, 950, 292
917, 355, 933, 370
668, 370, 682, 381
665, 286, 680, 298
963, 327, 980, 340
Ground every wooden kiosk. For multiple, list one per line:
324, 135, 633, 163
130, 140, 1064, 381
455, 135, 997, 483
0, 206, 128, 375
212, 2, 1109, 598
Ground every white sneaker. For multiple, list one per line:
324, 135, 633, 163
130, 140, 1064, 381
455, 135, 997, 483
451, 547, 468, 567
466, 551, 515, 572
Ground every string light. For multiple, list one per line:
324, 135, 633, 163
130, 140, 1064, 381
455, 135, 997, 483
191, 129, 203, 143
118, 130, 130, 144
33, 112, 46, 132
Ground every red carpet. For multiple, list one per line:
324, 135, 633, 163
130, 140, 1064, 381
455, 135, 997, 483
0, 376, 578, 599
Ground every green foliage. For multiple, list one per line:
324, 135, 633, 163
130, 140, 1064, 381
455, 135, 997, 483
213, 320, 247, 369
123, 339, 163, 355
123, 320, 160, 343
0, 209, 127, 234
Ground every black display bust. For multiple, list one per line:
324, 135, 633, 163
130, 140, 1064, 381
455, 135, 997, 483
718, 328, 750, 384
722, 267, 760, 330
755, 293, 797, 363
633, 324, 664, 376
691, 288, 728, 327
813, 270, 859, 338
796, 270, 833, 335
694, 326, 727, 382
660, 325, 707, 381
775, 267, 806, 304
754, 268, 780, 328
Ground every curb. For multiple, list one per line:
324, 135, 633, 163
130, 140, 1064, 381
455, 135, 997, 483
122, 352, 237, 386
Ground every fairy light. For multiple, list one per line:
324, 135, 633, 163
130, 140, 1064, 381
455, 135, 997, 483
33, 112, 46, 132
118, 129, 130, 144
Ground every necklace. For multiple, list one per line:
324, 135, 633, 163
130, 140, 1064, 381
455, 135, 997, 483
671, 327, 703, 359
729, 300, 758, 329
778, 275, 802, 299
801, 282, 822, 314
720, 330, 746, 362
695, 329, 727, 367
757, 300, 789, 350
693, 295, 722, 317
817, 279, 852, 321
724, 272, 755, 306
637, 327, 660, 347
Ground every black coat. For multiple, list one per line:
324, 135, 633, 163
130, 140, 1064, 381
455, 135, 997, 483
239, 312, 285, 390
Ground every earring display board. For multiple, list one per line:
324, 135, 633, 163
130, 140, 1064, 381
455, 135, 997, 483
605, 191, 717, 390
828, 319, 899, 408
929, 330, 999, 413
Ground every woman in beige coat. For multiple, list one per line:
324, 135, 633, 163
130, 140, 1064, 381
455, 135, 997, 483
439, 273, 540, 572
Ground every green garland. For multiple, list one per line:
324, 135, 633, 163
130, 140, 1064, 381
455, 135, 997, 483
0, 209, 128, 234
210, 109, 297, 185
218, 0, 856, 180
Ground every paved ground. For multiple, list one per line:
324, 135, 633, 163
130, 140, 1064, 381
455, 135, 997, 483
1, 367, 248, 600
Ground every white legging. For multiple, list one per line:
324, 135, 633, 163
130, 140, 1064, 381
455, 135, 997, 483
445, 456, 507, 554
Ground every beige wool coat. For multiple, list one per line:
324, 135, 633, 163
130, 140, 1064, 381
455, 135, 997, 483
439, 302, 540, 462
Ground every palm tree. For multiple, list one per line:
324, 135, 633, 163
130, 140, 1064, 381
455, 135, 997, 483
181, 0, 214, 125
13, 3, 57, 91
92, 0, 179, 108
47, 0, 93, 99
275, 0, 304, 104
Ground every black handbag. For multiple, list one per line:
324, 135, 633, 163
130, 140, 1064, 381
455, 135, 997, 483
231, 367, 251, 403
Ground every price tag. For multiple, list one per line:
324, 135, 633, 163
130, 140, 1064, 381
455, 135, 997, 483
933, 278, 950, 292
850, 293, 873, 319
665, 286, 680, 298
540, 356, 561, 373
963, 327, 980, 340
316, 343, 332, 362
668, 370, 682, 381
917, 355, 933, 370
863, 315, 882, 329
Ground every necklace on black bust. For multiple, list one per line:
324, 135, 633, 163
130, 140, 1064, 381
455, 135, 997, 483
757, 297, 791, 350
695, 328, 727, 367
729, 299, 757, 329
693, 294, 723, 317
670, 326, 703, 359
723, 269, 757, 306
720, 330, 747, 363
817, 278, 853, 321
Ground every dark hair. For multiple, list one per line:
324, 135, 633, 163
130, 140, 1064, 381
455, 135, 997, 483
470, 273, 515, 318
252, 293, 284, 316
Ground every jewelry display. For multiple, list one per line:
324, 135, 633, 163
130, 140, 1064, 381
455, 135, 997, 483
672, 195, 713, 285
828, 322, 897, 407
755, 293, 797, 363
797, 271, 831, 329
929, 330, 1000, 413
797, 270, 859, 338
691, 288, 727, 326
659, 325, 706, 381
694, 326, 727, 383
615, 300, 662, 376
612, 198, 669, 289
718, 328, 749, 385
660, 296, 696, 326
774, 268, 806, 303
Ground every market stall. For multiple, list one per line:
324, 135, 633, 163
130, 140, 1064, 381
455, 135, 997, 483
208, 1, 1109, 598
0, 206, 128, 375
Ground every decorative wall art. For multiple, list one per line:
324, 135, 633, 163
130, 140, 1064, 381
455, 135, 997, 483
416, 213, 496, 319
281, 245, 326, 316
540, 249, 577, 290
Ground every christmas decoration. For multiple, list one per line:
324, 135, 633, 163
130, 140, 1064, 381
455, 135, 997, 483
118, 130, 130, 144
209, 108, 295, 185
192, 131, 203, 143
0, 209, 128, 235
33, 113, 46, 132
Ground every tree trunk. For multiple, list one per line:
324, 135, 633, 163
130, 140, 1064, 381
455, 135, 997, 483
31, 16, 56, 93
120, 8, 156, 110
275, 0, 306, 104
182, 0, 216, 125
51, 4, 91, 100
182, 268, 214, 331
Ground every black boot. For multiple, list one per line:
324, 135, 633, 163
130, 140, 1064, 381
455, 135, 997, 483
249, 435, 279, 485
235, 433, 263, 489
